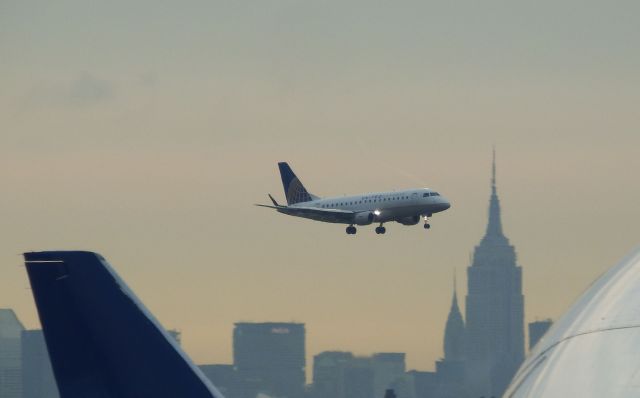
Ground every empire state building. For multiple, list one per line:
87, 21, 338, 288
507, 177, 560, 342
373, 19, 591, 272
464, 153, 524, 397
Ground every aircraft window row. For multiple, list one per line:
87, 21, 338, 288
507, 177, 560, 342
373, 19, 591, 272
320, 195, 412, 208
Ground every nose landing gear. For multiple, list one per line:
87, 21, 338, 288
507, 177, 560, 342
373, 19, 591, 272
423, 215, 431, 229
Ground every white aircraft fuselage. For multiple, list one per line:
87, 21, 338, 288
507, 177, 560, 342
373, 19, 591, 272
289, 189, 450, 223
258, 162, 451, 235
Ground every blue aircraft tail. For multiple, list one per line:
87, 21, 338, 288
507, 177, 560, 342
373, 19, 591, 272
277, 162, 318, 205
24, 251, 223, 398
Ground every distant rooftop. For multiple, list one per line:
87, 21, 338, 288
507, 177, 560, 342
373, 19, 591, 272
0, 309, 25, 339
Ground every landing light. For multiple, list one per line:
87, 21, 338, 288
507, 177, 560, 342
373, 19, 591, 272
374, 210, 381, 216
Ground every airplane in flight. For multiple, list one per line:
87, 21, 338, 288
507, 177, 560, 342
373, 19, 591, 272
257, 162, 451, 235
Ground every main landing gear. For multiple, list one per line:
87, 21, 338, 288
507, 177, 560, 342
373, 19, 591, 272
347, 225, 386, 235
423, 215, 431, 230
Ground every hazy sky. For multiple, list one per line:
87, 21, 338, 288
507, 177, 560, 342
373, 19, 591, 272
1, 1, 639, 376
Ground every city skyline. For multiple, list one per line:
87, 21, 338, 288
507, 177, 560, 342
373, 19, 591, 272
4, 314, 552, 398
0, 152, 634, 376
2, 171, 544, 397
0, 247, 639, 398
2, 0, 639, 375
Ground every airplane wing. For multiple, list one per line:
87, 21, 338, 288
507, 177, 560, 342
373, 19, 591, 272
24, 251, 223, 398
255, 204, 355, 224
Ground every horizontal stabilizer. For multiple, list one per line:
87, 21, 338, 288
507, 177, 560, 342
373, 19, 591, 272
268, 194, 281, 207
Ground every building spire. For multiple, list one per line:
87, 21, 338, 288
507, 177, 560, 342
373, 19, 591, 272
452, 269, 458, 305
444, 271, 465, 361
492, 146, 496, 191
485, 148, 505, 238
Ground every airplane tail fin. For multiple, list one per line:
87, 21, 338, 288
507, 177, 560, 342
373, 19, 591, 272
24, 251, 223, 398
278, 162, 318, 205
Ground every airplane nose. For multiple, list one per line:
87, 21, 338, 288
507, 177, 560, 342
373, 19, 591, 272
440, 198, 451, 211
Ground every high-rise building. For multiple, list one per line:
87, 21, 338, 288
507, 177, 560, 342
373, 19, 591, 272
387, 373, 416, 398
233, 322, 305, 398
312, 351, 354, 398
342, 358, 374, 398
434, 278, 466, 398
200, 364, 239, 398
464, 152, 525, 397
528, 320, 552, 350
21, 330, 59, 398
372, 353, 406, 398
434, 360, 465, 398
312, 352, 414, 398
406, 371, 436, 398
443, 277, 465, 362
0, 309, 25, 398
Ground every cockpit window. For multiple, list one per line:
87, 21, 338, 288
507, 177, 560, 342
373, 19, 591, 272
423, 193, 429, 197
433, 192, 440, 196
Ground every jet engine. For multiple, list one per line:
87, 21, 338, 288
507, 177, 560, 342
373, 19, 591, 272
396, 215, 420, 225
353, 212, 375, 226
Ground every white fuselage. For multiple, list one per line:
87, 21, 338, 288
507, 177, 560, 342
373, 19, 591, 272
264, 162, 451, 233
289, 188, 450, 224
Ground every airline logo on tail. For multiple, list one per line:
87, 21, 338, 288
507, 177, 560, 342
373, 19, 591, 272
278, 162, 315, 205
